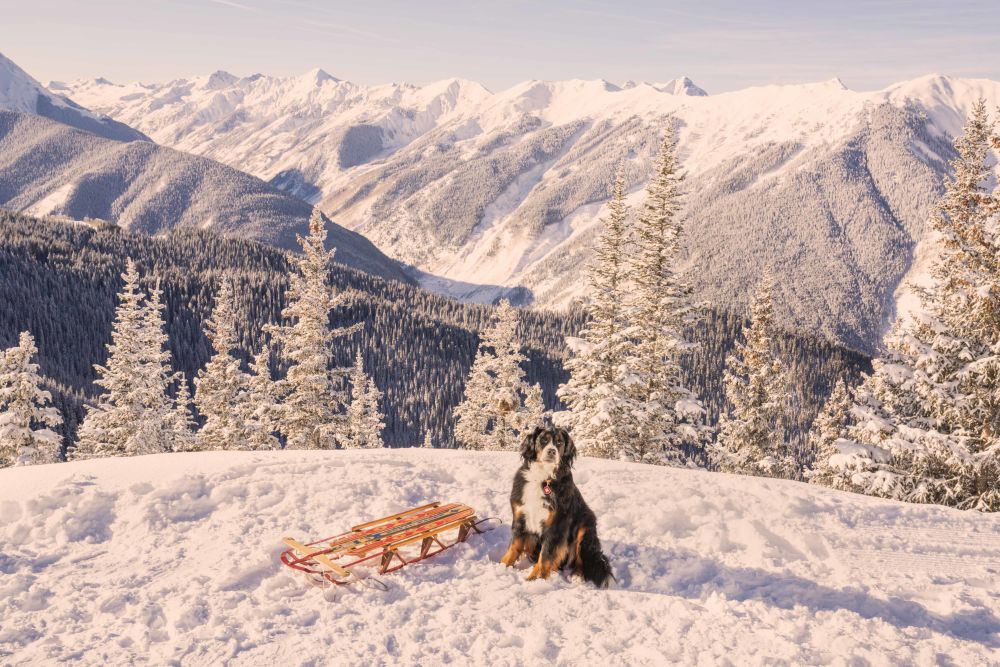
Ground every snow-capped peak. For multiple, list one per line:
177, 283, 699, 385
0, 53, 148, 142
654, 76, 708, 96
202, 70, 239, 90
0, 51, 73, 114
827, 76, 849, 91
298, 67, 339, 86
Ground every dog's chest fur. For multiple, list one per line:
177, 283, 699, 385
519, 461, 556, 535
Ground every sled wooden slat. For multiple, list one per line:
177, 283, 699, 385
280, 501, 492, 589
345, 505, 474, 556
294, 503, 457, 558
282, 537, 351, 577
351, 502, 441, 531
387, 514, 475, 551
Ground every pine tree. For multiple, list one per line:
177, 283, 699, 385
454, 299, 542, 451
622, 128, 710, 465
74, 260, 185, 458
268, 210, 356, 450
519, 382, 547, 435
0, 331, 63, 466
346, 350, 385, 449
805, 378, 854, 488
170, 375, 198, 453
74, 259, 145, 459
194, 279, 254, 450
243, 346, 280, 451
421, 431, 435, 449
833, 101, 1000, 510
558, 163, 642, 459
711, 271, 793, 477
136, 281, 192, 453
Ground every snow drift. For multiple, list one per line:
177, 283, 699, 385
2, 449, 998, 664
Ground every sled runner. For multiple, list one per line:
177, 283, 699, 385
280, 502, 497, 589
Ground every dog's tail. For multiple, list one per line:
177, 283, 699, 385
580, 526, 614, 589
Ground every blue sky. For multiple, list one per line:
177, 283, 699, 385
4, 0, 1000, 92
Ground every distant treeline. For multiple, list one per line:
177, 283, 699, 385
0, 211, 869, 454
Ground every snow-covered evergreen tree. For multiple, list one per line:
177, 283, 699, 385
74, 260, 187, 458
268, 210, 355, 450
421, 431, 435, 449
519, 382, 547, 435
242, 346, 280, 451
0, 331, 62, 466
622, 129, 710, 465
346, 351, 385, 449
830, 101, 1000, 510
711, 270, 793, 477
137, 281, 193, 452
454, 299, 542, 451
194, 279, 254, 451
170, 375, 198, 453
805, 377, 854, 488
74, 259, 145, 459
558, 163, 642, 459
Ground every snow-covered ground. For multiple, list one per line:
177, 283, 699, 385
2, 449, 999, 665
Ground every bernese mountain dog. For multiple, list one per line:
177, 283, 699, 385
501, 426, 613, 588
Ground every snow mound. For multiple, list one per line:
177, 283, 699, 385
1, 449, 998, 664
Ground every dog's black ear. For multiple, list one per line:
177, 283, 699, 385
520, 427, 540, 464
560, 428, 577, 469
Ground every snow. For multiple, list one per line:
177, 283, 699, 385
24, 182, 76, 218
893, 228, 942, 328
0, 53, 44, 113
2, 449, 998, 664
0, 51, 93, 117
650, 76, 708, 97
56, 67, 908, 193
57, 68, 492, 195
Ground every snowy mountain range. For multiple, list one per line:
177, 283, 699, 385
59, 65, 1000, 351
0, 54, 409, 284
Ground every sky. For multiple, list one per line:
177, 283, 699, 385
3, 0, 1000, 93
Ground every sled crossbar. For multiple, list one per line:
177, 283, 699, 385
280, 501, 490, 587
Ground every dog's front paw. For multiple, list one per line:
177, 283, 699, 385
500, 546, 520, 567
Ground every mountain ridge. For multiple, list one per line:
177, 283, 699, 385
0, 52, 148, 143
37, 61, 1000, 351
0, 109, 411, 283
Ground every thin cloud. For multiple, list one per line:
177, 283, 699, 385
207, 0, 261, 13
298, 20, 398, 44
568, 6, 786, 31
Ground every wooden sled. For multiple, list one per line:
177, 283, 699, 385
280, 502, 498, 589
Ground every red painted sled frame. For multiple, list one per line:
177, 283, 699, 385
280, 502, 495, 589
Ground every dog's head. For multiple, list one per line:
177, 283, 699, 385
520, 426, 577, 473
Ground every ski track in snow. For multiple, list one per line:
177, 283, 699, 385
1, 449, 999, 666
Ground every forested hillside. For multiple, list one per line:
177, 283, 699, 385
0, 211, 869, 453
0, 110, 409, 284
